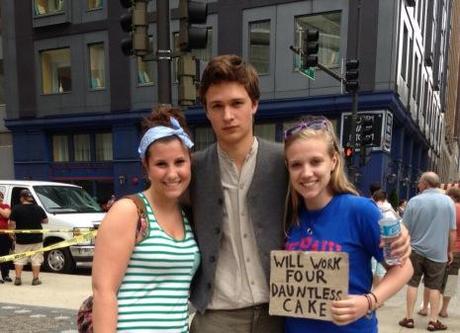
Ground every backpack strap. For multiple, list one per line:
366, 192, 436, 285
123, 194, 148, 244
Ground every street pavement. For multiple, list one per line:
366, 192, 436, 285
0, 270, 459, 332
377, 282, 460, 333
0, 271, 91, 332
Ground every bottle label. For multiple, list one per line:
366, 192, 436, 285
380, 221, 400, 237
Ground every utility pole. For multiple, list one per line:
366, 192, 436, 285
348, 0, 362, 182
156, 0, 172, 105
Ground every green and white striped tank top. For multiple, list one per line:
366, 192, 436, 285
117, 193, 200, 333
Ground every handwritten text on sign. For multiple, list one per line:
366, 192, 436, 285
269, 251, 349, 321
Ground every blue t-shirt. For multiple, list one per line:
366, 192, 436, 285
284, 193, 383, 333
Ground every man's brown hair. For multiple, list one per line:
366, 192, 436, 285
199, 54, 260, 108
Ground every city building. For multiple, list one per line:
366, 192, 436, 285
439, 0, 460, 185
1, 0, 454, 203
0, 6, 14, 180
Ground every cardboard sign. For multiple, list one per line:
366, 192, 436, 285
269, 250, 349, 321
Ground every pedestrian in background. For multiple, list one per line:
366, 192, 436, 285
438, 186, 460, 318
9, 189, 48, 286
106, 194, 116, 210
0, 191, 13, 283
371, 189, 400, 290
399, 171, 456, 331
398, 199, 407, 217
189, 54, 411, 333
283, 116, 412, 333
92, 106, 200, 332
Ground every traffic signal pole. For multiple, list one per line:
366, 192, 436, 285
349, 90, 358, 157
156, 0, 172, 105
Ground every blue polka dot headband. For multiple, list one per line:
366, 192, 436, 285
138, 117, 194, 159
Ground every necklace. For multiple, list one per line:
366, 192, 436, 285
302, 206, 326, 236
302, 196, 336, 236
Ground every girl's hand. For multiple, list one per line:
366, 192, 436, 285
330, 295, 369, 326
380, 224, 411, 265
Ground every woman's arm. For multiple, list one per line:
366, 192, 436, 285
331, 258, 413, 326
0, 206, 11, 219
92, 198, 138, 333
370, 259, 413, 308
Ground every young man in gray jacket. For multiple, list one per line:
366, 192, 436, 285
189, 54, 410, 333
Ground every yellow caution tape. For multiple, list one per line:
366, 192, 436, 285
0, 230, 97, 263
0, 228, 95, 234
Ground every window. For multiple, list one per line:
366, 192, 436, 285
254, 123, 276, 141
401, 26, 408, 80
193, 127, 215, 151
34, 0, 65, 16
53, 135, 69, 162
74, 134, 91, 162
137, 56, 154, 85
407, 37, 413, 89
423, 80, 428, 116
0, 59, 4, 104
89, 43, 105, 90
172, 28, 213, 81
249, 20, 270, 74
88, 0, 103, 10
41, 48, 72, 94
295, 12, 341, 69
417, 63, 422, 104
413, 56, 419, 100
52, 132, 112, 162
95, 133, 113, 161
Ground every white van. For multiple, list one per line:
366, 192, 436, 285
0, 180, 106, 273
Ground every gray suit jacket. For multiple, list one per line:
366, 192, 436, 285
189, 138, 289, 312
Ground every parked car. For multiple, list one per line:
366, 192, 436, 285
0, 180, 105, 273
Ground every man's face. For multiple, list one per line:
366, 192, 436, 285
205, 81, 258, 148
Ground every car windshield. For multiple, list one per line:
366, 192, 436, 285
34, 185, 102, 214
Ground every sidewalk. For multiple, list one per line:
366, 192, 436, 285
378, 284, 460, 333
1, 271, 459, 332
0, 271, 91, 310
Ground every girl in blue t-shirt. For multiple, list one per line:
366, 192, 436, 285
282, 116, 413, 333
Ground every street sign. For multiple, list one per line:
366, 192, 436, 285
299, 67, 316, 80
340, 111, 393, 152
294, 53, 316, 80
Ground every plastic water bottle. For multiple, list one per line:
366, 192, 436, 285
378, 217, 401, 265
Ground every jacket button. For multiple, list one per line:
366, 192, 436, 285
209, 256, 216, 263
218, 198, 223, 205
215, 227, 220, 234
207, 282, 212, 289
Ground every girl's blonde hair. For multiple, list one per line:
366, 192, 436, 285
283, 116, 358, 231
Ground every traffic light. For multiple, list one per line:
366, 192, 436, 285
301, 29, 319, 69
120, 0, 149, 56
179, 0, 208, 51
345, 59, 359, 93
359, 116, 374, 166
178, 54, 198, 106
344, 146, 354, 165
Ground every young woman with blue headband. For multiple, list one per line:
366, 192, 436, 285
92, 105, 200, 332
